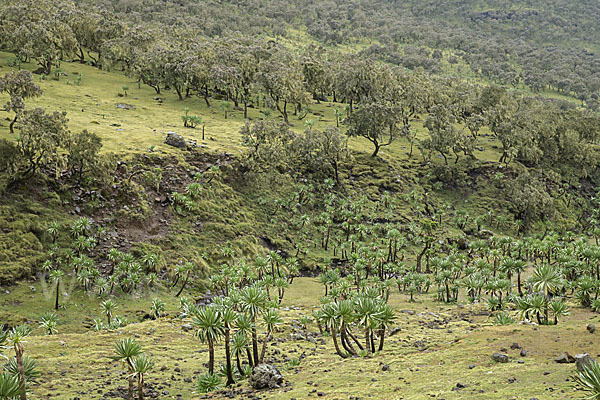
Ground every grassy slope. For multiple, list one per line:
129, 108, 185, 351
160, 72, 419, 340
0, 42, 592, 399
18, 277, 596, 399
0, 51, 506, 163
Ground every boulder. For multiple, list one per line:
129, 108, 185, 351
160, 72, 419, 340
165, 132, 186, 148
554, 352, 575, 364
249, 364, 284, 389
576, 354, 596, 371
181, 323, 193, 332
115, 103, 136, 110
478, 229, 494, 239
587, 324, 596, 334
492, 353, 509, 363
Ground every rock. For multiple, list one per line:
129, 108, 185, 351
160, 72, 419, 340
510, 343, 521, 350
389, 327, 402, 336
381, 364, 389, 371
478, 229, 494, 239
181, 323, 193, 332
249, 364, 284, 389
520, 349, 527, 357
554, 352, 575, 364
576, 354, 596, 371
115, 103, 136, 110
587, 324, 596, 334
165, 132, 186, 148
492, 353, 509, 363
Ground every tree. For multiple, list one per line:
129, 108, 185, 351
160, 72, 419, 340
6, 325, 32, 400
2, 1, 77, 75
66, 8, 124, 66
110, 338, 143, 400
258, 47, 310, 124
49, 269, 64, 310
305, 127, 349, 183
39, 311, 58, 335
355, 297, 380, 356
101, 300, 117, 325
193, 305, 224, 374
319, 302, 347, 358
219, 306, 237, 386
175, 262, 194, 297
259, 309, 282, 363
346, 102, 402, 157
15, 108, 70, 179
131, 354, 153, 400
423, 104, 460, 165
375, 304, 396, 351
68, 130, 102, 182
0, 70, 42, 133
240, 286, 268, 365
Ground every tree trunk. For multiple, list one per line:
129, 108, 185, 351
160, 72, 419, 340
371, 143, 380, 158
137, 376, 144, 400
15, 345, 26, 400
55, 281, 60, 310
175, 271, 190, 297
331, 325, 347, 358
225, 328, 235, 386
259, 331, 271, 363
236, 352, 243, 375
246, 347, 254, 368
340, 322, 356, 355
346, 327, 364, 350
364, 327, 371, 356
251, 325, 259, 366
416, 242, 430, 273
9, 113, 18, 134
128, 374, 134, 400
378, 328, 385, 351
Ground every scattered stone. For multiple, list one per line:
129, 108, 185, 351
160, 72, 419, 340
587, 324, 596, 334
469, 364, 476, 369
510, 343, 521, 350
181, 323, 193, 332
249, 364, 284, 389
382, 364, 389, 371
576, 354, 596, 371
492, 353, 509, 363
554, 352, 575, 364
